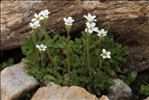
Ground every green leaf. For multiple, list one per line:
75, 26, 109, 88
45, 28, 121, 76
125, 70, 137, 85
139, 84, 149, 96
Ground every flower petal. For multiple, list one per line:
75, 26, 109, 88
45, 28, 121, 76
102, 49, 106, 53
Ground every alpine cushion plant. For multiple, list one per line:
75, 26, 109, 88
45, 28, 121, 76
22, 10, 127, 97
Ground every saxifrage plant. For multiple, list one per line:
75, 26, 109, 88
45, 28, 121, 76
22, 10, 127, 96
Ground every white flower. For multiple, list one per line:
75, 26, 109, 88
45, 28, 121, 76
85, 22, 99, 33
99, 95, 109, 100
84, 13, 97, 22
31, 13, 44, 22
36, 44, 47, 52
39, 10, 50, 18
100, 49, 111, 59
29, 21, 40, 29
84, 13, 99, 34
63, 17, 75, 26
97, 29, 108, 37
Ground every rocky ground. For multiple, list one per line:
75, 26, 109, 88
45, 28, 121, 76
1, 62, 137, 100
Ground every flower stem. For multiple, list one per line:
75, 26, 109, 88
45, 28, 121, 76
32, 30, 37, 45
99, 59, 102, 69
83, 33, 87, 67
66, 31, 71, 74
40, 52, 44, 67
32, 30, 40, 65
86, 33, 90, 71
84, 32, 91, 73
40, 27, 56, 67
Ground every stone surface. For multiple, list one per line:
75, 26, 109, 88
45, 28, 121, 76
145, 96, 149, 100
126, 46, 149, 72
31, 84, 98, 100
0, 62, 39, 100
108, 79, 132, 100
99, 95, 110, 100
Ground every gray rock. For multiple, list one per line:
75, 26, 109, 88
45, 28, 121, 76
144, 96, 149, 100
99, 95, 110, 100
31, 84, 98, 100
108, 79, 132, 100
1, 62, 39, 100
